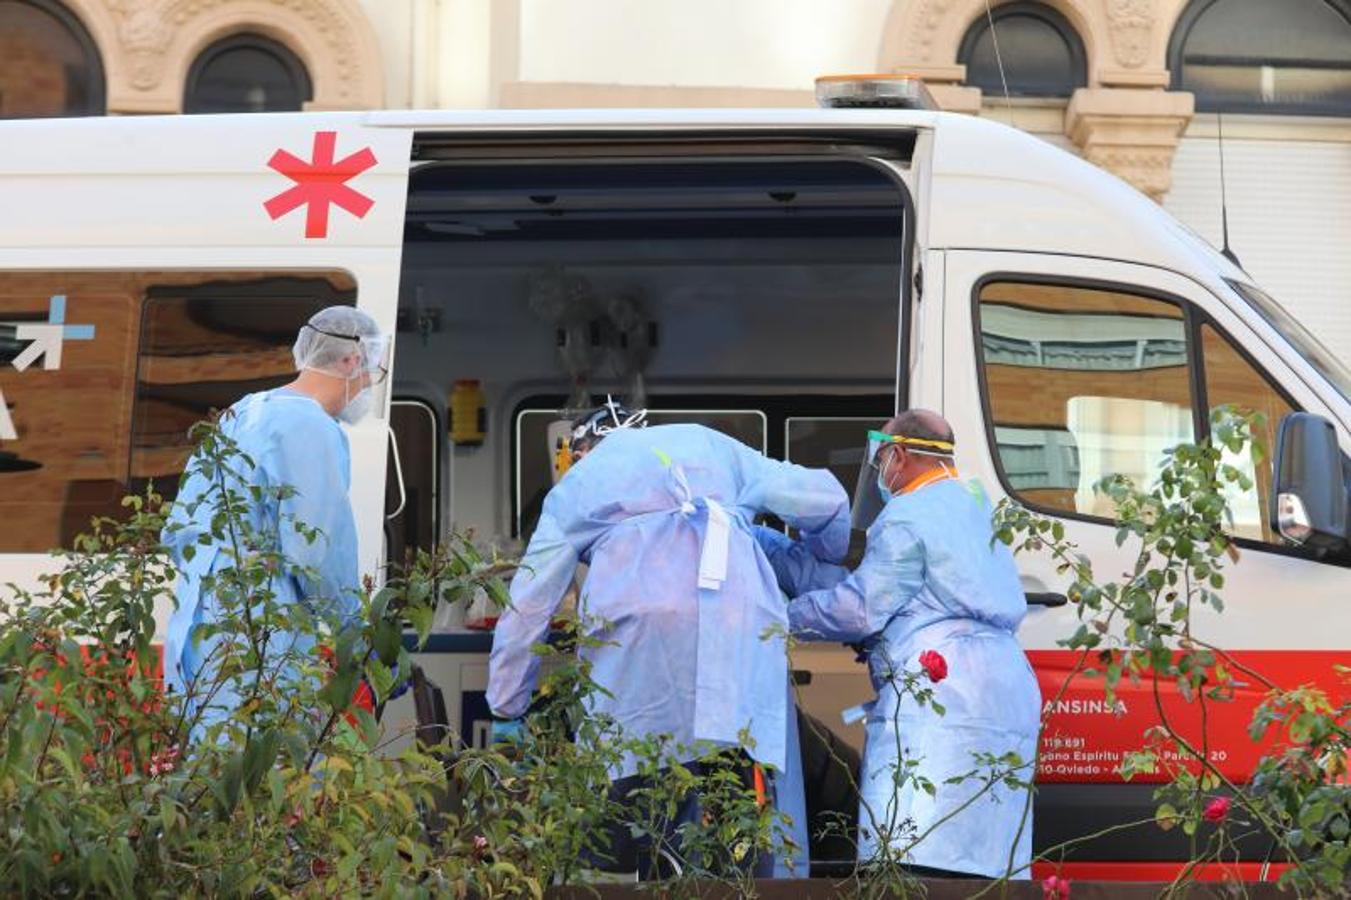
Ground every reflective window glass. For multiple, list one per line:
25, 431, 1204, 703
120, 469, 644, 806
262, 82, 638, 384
977, 281, 1194, 518
959, 2, 1087, 98
514, 406, 767, 541
0, 0, 104, 118
386, 400, 441, 566
184, 34, 312, 114
1170, 0, 1351, 115
785, 416, 880, 566
1201, 325, 1297, 543
0, 271, 354, 552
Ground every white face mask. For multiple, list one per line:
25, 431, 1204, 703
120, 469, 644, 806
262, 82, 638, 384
337, 376, 374, 424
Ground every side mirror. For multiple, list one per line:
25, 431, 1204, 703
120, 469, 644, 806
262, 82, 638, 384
1270, 412, 1349, 553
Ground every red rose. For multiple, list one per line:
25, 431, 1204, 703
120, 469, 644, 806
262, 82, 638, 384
472, 835, 489, 861
1042, 874, 1071, 899
1203, 796, 1230, 823
918, 649, 948, 683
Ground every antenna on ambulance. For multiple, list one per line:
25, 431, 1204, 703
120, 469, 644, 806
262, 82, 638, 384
1216, 111, 1243, 269
982, 0, 1016, 125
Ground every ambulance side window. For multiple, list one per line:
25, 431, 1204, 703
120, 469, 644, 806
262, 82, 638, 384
0, 271, 353, 553
386, 399, 441, 566
976, 280, 1195, 520
1200, 324, 1296, 544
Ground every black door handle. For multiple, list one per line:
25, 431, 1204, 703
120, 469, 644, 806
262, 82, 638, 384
1026, 592, 1068, 607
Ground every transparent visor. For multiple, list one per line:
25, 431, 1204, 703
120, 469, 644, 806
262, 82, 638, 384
850, 430, 956, 530
306, 325, 392, 420
360, 333, 392, 419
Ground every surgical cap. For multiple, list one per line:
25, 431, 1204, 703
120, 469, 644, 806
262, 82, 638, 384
292, 306, 386, 374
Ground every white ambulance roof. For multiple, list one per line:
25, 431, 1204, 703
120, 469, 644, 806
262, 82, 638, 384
370, 106, 1245, 286
0, 107, 1244, 286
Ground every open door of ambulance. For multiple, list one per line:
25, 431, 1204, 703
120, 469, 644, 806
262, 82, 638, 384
0, 114, 413, 630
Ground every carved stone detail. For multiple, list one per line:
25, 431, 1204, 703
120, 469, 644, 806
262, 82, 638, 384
90, 0, 383, 112
893, 0, 959, 64
1081, 147, 1174, 196
1105, 0, 1155, 68
107, 0, 173, 91
1066, 87, 1194, 202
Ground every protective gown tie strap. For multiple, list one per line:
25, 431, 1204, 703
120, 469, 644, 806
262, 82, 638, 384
672, 463, 731, 592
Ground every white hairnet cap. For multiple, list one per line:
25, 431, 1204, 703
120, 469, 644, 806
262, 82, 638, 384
292, 306, 386, 374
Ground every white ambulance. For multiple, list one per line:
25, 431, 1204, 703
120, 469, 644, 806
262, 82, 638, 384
1, 78, 1346, 881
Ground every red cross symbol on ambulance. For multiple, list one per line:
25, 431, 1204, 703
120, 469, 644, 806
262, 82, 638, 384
264, 132, 377, 239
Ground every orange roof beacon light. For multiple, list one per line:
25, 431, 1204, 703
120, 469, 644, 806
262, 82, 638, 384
814, 74, 937, 111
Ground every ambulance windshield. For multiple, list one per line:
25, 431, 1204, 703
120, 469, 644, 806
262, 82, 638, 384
1229, 280, 1351, 404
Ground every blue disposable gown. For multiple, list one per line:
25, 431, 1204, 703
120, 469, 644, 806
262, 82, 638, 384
488, 424, 850, 874
162, 388, 361, 734
756, 477, 1040, 878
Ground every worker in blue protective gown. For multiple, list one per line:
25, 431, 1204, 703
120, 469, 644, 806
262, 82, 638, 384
162, 306, 390, 740
487, 400, 851, 878
754, 410, 1041, 880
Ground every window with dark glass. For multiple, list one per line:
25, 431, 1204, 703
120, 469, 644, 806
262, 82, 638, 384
184, 34, 313, 114
514, 406, 768, 539
0, 271, 353, 552
958, 2, 1087, 98
1169, 0, 1351, 115
386, 400, 441, 568
0, 0, 104, 118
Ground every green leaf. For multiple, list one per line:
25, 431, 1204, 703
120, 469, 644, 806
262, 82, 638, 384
373, 619, 401, 667
405, 604, 434, 646
160, 795, 178, 835
242, 728, 280, 797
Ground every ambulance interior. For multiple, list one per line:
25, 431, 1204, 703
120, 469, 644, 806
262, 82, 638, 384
381, 150, 909, 861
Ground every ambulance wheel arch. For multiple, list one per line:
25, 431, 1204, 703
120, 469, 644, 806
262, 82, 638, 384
942, 250, 1351, 864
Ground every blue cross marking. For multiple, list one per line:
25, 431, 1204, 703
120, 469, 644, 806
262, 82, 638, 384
48, 295, 95, 341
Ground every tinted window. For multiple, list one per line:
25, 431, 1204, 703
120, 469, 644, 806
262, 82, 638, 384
514, 407, 767, 539
977, 281, 1194, 518
785, 416, 878, 566
386, 400, 441, 566
959, 2, 1087, 98
0, 0, 104, 118
1170, 0, 1351, 115
0, 271, 354, 552
184, 34, 312, 114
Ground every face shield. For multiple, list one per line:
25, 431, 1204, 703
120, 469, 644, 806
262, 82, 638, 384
849, 429, 956, 530
356, 331, 392, 420
296, 314, 392, 421
850, 430, 892, 531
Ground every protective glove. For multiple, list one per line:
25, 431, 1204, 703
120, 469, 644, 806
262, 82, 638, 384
490, 717, 526, 745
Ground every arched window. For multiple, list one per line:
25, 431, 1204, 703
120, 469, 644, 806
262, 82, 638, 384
958, 2, 1087, 99
184, 34, 313, 114
0, 0, 104, 118
1169, 0, 1351, 115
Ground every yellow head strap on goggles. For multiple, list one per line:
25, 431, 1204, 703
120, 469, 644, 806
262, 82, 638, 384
867, 430, 955, 457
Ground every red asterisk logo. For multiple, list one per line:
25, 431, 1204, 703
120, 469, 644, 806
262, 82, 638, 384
264, 131, 377, 239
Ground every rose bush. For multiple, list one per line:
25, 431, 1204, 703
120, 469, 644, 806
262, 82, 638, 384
0, 420, 785, 897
